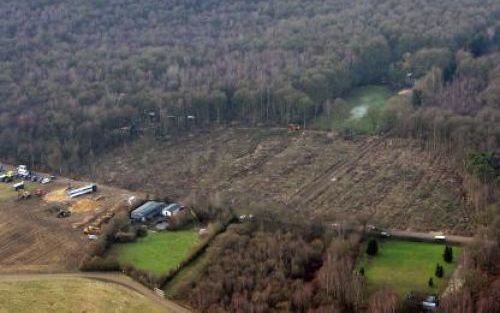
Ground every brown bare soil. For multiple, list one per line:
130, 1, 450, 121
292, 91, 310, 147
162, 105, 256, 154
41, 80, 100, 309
0, 175, 141, 274
44, 188, 68, 202
91, 128, 472, 234
70, 199, 100, 213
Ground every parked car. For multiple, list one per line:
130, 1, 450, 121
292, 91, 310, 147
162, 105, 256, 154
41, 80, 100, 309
422, 295, 439, 310
380, 231, 391, 238
434, 235, 446, 242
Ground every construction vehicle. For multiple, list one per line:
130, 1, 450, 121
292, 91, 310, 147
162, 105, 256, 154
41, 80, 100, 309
41, 176, 54, 184
100, 212, 115, 224
17, 190, 31, 200
12, 181, 24, 191
82, 211, 114, 236
56, 209, 71, 218
33, 189, 47, 197
83, 225, 100, 235
0, 171, 14, 183
287, 123, 301, 132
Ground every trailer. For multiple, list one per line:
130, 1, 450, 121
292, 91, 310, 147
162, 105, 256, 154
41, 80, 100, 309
67, 184, 97, 198
12, 181, 24, 191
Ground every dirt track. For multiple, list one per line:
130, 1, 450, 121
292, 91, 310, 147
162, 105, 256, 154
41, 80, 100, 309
0, 173, 141, 274
386, 230, 474, 244
0, 272, 191, 313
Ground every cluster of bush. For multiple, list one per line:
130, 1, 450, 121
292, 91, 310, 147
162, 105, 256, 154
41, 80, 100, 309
181, 211, 381, 312
80, 203, 236, 290
428, 246, 454, 288
79, 206, 150, 272
79, 210, 130, 271
114, 224, 148, 243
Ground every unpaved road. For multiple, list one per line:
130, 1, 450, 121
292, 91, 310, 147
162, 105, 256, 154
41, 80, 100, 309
386, 229, 474, 245
0, 272, 191, 313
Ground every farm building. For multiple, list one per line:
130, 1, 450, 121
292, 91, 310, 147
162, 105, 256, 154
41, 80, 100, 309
130, 201, 167, 223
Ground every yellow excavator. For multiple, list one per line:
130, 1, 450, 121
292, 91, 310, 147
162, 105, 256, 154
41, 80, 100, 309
17, 190, 31, 200
0, 171, 14, 183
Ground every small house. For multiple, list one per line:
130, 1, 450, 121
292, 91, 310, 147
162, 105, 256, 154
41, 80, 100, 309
130, 201, 167, 223
162, 203, 184, 217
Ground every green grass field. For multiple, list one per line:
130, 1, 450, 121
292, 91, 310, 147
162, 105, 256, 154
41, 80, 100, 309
0, 180, 40, 201
359, 240, 461, 295
314, 85, 392, 133
163, 250, 208, 298
112, 230, 199, 275
0, 278, 167, 313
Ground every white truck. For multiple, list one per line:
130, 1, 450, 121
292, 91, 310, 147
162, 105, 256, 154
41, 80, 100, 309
17, 165, 29, 177
67, 184, 97, 198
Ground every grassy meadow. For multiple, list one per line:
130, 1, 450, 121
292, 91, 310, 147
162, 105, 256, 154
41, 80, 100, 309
315, 85, 392, 133
0, 180, 40, 201
112, 230, 199, 275
0, 278, 167, 313
359, 240, 461, 295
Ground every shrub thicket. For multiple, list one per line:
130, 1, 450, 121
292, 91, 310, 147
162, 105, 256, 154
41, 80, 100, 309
366, 239, 379, 256
444, 246, 453, 263
435, 264, 444, 278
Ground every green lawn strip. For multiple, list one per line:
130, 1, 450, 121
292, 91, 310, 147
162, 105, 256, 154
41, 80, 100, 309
112, 230, 199, 275
313, 85, 392, 133
359, 240, 461, 296
0, 180, 41, 201
163, 251, 209, 298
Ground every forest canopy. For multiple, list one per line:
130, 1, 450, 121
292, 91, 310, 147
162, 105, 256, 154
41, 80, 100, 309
0, 0, 499, 171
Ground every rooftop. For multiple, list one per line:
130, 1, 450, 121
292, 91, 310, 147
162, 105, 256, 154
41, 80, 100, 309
131, 201, 166, 218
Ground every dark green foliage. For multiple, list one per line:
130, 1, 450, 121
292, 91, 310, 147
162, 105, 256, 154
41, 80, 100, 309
114, 231, 137, 243
184, 215, 354, 312
359, 267, 365, 276
468, 33, 489, 57
466, 153, 500, 183
367, 239, 379, 256
167, 210, 197, 231
79, 256, 121, 272
428, 277, 434, 287
443, 246, 453, 263
435, 264, 444, 278
135, 225, 148, 238
121, 264, 166, 289
411, 89, 423, 107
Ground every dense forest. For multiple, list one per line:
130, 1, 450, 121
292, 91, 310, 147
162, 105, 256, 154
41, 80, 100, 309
171, 209, 499, 313
2, 1, 499, 313
179, 212, 366, 313
0, 0, 499, 172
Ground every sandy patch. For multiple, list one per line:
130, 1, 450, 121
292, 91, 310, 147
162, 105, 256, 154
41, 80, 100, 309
350, 105, 369, 119
70, 199, 100, 213
44, 189, 68, 202
398, 89, 412, 95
